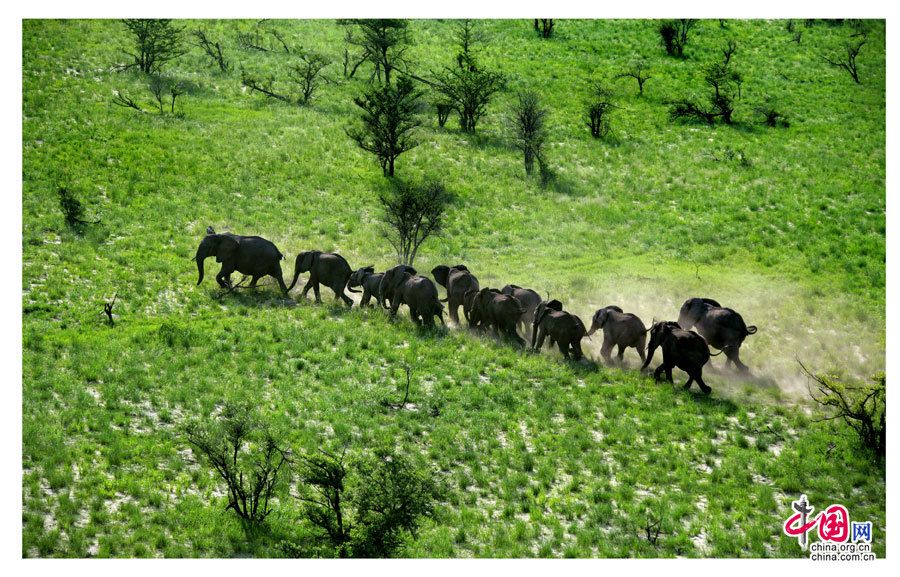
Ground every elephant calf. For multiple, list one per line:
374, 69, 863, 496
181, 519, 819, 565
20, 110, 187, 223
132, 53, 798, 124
500, 284, 541, 342
382, 266, 445, 327
587, 305, 648, 365
289, 250, 356, 307
532, 299, 588, 360
677, 297, 757, 372
433, 264, 480, 326
349, 266, 384, 308
379, 265, 417, 310
465, 288, 526, 346
194, 229, 289, 294
641, 321, 715, 394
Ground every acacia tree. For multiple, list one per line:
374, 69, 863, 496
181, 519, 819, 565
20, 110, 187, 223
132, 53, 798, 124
585, 82, 615, 138
432, 64, 504, 133
509, 91, 549, 175
616, 60, 652, 95
121, 19, 186, 74
822, 35, 866, 84
290, 50, 330, 105
347, 76, 422, 177
378, 179, 451, 266
659, 19, 697, 57
669, 62, 742, 125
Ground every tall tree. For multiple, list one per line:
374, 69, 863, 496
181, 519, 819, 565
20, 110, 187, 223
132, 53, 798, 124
121, 19, 186, 74
343, 19, 410, 85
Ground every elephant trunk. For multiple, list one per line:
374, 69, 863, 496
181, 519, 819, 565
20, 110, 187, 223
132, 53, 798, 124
641, 343, 656, 371
287, 256, 304, 292
195, 247, 208, 285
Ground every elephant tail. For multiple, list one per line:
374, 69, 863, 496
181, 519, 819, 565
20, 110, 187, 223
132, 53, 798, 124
709, 349, 725, 357
345, 278, 361, 294
745, 325, 758, 335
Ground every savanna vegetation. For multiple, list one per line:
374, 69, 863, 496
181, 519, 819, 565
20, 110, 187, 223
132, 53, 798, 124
22, 18, 885, 558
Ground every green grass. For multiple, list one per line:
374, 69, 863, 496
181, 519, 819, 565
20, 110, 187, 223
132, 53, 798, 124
22, 19, 885, 557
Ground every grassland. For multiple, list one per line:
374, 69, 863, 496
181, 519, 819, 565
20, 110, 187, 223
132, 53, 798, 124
22, 19, 885, 557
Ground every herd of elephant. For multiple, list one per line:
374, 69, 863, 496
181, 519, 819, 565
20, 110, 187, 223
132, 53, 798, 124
194, 230, 759, 394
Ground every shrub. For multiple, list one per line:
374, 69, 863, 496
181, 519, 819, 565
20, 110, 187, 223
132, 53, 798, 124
659, 19, 697, 57
669, 62, 742, 125
585, 82, 615, 138
432, 63, 504, 133
821, 35, 866, 84
533, 19, 555, 38
185, 404, 290, 528
615, 61, 651, 95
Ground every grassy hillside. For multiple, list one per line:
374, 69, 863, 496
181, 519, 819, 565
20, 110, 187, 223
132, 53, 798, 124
22, 19, 885, 557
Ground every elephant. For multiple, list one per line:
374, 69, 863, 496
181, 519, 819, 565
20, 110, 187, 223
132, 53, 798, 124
587, 306, 648, 365
194, 230, 289, 294
432, 264, 480, 325
465, 287, 526, 346
382, 266, 445, 327
641, 321, 715, 394
348, 266, 385, 308
500, 284, 541, 341
531, 299, 587, 360
379, 265, 417, 310
288, 251, 356, 307
677, 297, 757, 372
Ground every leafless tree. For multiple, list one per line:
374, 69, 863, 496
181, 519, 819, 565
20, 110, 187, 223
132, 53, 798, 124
585, 82, 615, 138
241, 70, 291, 103
102, 293, 117, 326
821, 35, 866, 84
616, 60, 652, 95
192, 28, 230, 72
185, 404, 290, 527
112, 89, 143, 112
377, 179, 451, 266
533, 19, 555, 38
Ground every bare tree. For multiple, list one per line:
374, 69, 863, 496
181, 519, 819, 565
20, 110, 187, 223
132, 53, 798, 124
509, 91, 549, 175
289, 50, 329, 105
192, 28, 230, 72
377, 179, 451, 266
348, 77, 422, 177
616, 60, 652, 95
659, 19, 697, 57
121, 19, 186, 74
241, 70, 291, 103
669, 62, 742, 125
821, 35, 866, 84
185, 404, 290, 527
112, 89, 143, 112
585, 82, 615, 138
721, 39, 737, 66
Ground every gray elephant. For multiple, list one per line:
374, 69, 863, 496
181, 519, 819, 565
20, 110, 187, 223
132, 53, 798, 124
379, 264, 417, 310
677, 297, 757, 372
382, 266, 445, 327
500, 284, 541, 340
641, 321, 715, 394
432, 264, 480, 325
288, 251, 356, 307
465, 287, 526, 346
348, 266, 385, 308
587, 306, 648, 365
194, 229, 289, 294
531, 299, 587, 360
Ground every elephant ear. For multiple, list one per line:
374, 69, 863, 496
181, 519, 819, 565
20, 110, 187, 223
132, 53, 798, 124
453, 264, 469, 272
364, 265, 375, 273
547, 299, 563, 311
431, 265, 450, 287
215, 235, 239, 263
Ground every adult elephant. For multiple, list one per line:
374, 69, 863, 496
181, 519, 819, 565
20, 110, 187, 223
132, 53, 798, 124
677, 297, 757, 372
288, 250, 356, 307
194, 229, 289, 294
531, 299, 587, 360
382, 266, 445, 327
465, 287, 526, 346
379, 265, 417, 310
432, 264, 480, 325
500, 284, 541, 341
587, 305, 648, 365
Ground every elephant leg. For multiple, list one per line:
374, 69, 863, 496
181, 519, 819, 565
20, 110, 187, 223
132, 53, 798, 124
653, 365, 664, 382
534, 330, 546, 352
617, 344, 627, 363
336, 285, 353, 308
571, 341, 584, 360
249, 275, 261, 288
361, 291, 371, 307
558, 340, 569, 358
312, 282, 322, 303
600, 340, 614, 364
448, 297, 460, 325
217, 263, 235, 288
637, 345, 647, 365
683, 376, 694, 390
301, 278, 313, 299
665, 366, 674, 383
696, 372, 712, 394
726, 347, 749, 372
271, 268, 289, 295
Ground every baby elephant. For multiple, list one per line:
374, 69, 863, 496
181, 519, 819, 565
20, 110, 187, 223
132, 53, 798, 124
532, 299, 588, 360
348, 266, 384, 308
641, 321, 714, 394
587, 306, 648, 365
